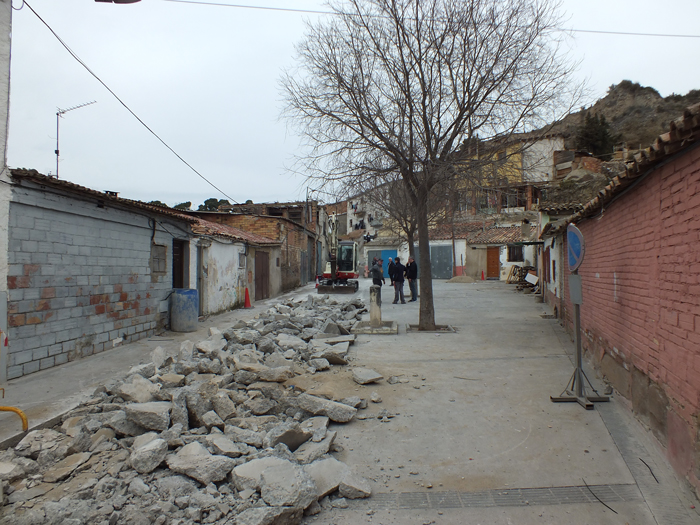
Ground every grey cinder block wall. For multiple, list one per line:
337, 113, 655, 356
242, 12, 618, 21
6, 176, 192, 379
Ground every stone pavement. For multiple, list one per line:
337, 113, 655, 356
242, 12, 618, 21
0, 279, 698, 525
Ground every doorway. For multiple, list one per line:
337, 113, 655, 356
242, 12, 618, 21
255, 251, 270, 300
487, 246, 500, 279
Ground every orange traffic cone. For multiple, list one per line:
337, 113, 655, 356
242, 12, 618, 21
481, 270, 485, 280
244, 288, 252, 308
315, 276, 319, 288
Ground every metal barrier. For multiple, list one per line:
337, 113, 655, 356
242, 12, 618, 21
0, 387, 28, 431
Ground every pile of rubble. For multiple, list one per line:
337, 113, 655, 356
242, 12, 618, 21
0, 295, 377, 525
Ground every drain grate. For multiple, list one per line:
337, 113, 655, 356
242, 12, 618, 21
358, 484, 642, 510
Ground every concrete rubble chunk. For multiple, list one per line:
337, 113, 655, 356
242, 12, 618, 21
165, 442, 236, 485
205, 435, 244, 458
263, 421, 312, 452
244, 396, 278, 415
293, 394, 356, 423
303, 457, 351, 498
352, 368, 384, 385
211, 391, 238, 421
260, 461, 318, 508
125, 401, 172, 431
311, 335, 355, 345
106, 411, 148, 437
117, 374, 160, 403
158, 373, 185, 388
339, 470, 372, 499
0, 461, 24, 482
231, 456, 292, 491
195, 337, 227, 357
201, 410, 225, 431
43, 452, 92, 483
321, 320, 341, 335
258, 366, 295, 383
308, 358, 330, 371
128, 362, 156, 379
300, 416, 329, 443
15, 429, 65, 459
225, 426, 265, 448
275, 333, 308, 353
293, 430, 337, 465
130, 438, 168, 474
179, 340, 195, 361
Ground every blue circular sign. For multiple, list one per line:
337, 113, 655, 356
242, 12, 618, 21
567, 224, 585, 272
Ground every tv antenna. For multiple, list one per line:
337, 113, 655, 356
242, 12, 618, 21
55, 100, 96, 179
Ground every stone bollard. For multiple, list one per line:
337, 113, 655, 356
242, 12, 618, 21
370, 285, 382, 328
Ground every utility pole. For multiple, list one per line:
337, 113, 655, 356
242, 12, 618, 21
55, 101, 96, 179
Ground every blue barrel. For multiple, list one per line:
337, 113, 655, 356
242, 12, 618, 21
170, 289, 199, 332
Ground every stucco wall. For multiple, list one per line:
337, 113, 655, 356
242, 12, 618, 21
6, 181, 189, 379
522, 137, 564, 182
562, 143, 700, 494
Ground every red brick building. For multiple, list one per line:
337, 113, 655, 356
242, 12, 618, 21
551, 104, 700, 495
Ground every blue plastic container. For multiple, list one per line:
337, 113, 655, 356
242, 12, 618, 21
170, 289, 199, 332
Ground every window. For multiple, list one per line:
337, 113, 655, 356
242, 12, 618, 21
150, 244, 167, 276
239, 253, 246, 268
507, 245, 524, 262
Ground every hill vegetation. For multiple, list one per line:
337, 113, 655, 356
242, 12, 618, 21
548, 80, 700, 153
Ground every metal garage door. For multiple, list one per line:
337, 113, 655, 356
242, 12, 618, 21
430, 245, 453, 279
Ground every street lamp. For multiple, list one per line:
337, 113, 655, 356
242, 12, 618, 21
55, 101, 96, 179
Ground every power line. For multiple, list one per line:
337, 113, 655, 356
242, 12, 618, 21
21, 0, 240, 204
162, 0, 700, 39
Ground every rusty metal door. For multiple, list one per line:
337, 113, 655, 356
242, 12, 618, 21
255, 251, 269, 300
487, 246, 500, 279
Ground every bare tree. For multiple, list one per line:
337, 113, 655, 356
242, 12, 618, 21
282, 0, 580, 329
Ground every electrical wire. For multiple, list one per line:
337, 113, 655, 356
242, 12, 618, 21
21, 1, 240, 205
162, 0, 700, 38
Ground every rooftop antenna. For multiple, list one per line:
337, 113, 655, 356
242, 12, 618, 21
55, 101, 96, 179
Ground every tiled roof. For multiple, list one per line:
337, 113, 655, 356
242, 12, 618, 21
429, 221, 490, 240
190, 217, 279, 245
571, 103, 700, 225
468, 225, 523, 245
10, 169, 196, 223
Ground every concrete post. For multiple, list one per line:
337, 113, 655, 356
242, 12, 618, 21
369, 285, 382, 328
0, 1, 11, 384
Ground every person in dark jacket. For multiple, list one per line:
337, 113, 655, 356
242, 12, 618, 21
392, 257, 406, 304
370, 258, 385, 303
387, 257, 396, 288
405, 256, 418, 301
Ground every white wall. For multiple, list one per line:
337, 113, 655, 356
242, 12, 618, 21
189, 238, 247, 316
522, 137, 564, 182
499, 245, 536, 280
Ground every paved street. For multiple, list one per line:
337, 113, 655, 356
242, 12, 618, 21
1, 279, 698, 524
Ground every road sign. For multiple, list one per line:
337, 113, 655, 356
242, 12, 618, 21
567, 224, 585, 272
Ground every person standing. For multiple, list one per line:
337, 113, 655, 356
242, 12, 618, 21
387, 257, 396, 289
370, 258, 385, 304
392, 257, 406, 304
405, 256, 418, 301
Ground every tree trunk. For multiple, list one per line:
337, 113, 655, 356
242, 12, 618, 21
416, 189, 436, 330
407, 230, 416, 260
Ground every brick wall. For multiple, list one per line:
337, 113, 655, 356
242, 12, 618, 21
562, 143, 700, 494
6, 182, 188, 379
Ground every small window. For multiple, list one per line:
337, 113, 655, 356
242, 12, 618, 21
150, 244, 167, 275
552, 260, 556, 282
276, 257, 280, 267
239, 253, 246, 268
507, 245, 523, 262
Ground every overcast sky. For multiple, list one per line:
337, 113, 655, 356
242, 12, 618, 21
6, 0, 700, 208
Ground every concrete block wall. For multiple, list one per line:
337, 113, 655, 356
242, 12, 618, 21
6, 184, 187, 379
562, 144, 700, 494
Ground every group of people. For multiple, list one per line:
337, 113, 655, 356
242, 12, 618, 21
370, 255, 418, 304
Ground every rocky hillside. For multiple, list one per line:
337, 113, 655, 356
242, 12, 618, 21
548, 80, 700, 150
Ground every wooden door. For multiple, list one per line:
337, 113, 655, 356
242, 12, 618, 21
486, 246, 500, 279
255, 251, 270, 301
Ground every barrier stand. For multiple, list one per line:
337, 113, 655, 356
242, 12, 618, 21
0, 387, 28, 431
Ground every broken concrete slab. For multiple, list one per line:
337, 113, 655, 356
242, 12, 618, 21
130, 438, 168, 474
339, 470, 372, 499
124, 401, 172, 431
116, 374, 160, 403
231, 456, 291, 491
165, 442, 235, 485
304, 457, 351, 498
43, 452, 91, 483
263, 421, 312, 452
205, 435, 244, 458
294, 431, 337, 465
260, 461, 318, 508
292, 394, 357, 423
352, 368, 384, 385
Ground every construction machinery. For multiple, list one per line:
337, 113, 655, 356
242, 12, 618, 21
317, 215, 359, 294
